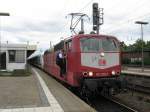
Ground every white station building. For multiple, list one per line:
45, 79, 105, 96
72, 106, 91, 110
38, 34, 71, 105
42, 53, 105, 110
0, 44, 36, 71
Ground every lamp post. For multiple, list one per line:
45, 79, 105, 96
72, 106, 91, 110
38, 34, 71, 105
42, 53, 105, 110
36, 41, 39, 51
135, 21, 148, 72
0, 12, 10, 70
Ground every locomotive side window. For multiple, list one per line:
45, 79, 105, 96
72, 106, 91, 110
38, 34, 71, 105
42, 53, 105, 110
54, 40, 64, 51
66, 40, 72, 51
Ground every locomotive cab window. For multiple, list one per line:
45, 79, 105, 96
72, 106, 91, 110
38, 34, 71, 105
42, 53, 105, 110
80, 37, 119, 52
102, 38, 119, 51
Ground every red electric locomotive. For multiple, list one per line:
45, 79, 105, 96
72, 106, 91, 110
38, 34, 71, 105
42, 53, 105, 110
43, 34, 121, 94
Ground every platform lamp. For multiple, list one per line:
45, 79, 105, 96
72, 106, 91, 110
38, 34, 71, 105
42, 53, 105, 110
0, 12, 10, 70
135, 21, 148, 72
36, 41, 39, 50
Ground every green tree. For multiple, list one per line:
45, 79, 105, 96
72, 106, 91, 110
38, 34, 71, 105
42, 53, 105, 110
146, 41, 150, 50
120, 41, 127, 51
133, 39, 146, 51
122, 39, 149, 51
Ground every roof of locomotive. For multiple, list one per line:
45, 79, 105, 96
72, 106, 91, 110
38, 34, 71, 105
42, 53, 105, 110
71, 34, 119, 41
45, 34, 120, 53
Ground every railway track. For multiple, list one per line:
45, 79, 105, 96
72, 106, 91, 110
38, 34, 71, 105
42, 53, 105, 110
127, 83, 150, 94
121, 73, 150, 94
88, 95, 138, 112
71, 87, 138, 112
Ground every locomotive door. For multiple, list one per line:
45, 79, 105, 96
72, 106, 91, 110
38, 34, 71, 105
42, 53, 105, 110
65, 40, 72, 73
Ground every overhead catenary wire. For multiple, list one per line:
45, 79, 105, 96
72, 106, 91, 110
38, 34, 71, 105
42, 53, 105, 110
103, 10, 150, 33
102, 0, 150, 33
78, 0, 94, 12
63, 0, 94, 35
105, 12, 150, 34
77, 0, 150, 35
61, 0, 150, 38
123, 0, 149, 19
106, 0, 148, 13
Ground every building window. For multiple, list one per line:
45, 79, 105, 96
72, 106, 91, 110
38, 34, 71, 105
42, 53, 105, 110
9, 50, 16, 62
9, 50, 25, 63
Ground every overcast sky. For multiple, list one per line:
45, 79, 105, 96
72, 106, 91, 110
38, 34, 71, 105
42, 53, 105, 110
0, 0, 150, 50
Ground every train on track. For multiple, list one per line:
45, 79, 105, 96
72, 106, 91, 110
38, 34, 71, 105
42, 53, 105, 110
28, 34, 123, 95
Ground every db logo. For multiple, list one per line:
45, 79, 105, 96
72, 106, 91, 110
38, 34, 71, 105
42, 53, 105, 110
99, 59, 106, 66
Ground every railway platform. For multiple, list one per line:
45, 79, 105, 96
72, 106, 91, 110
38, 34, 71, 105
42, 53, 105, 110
121, 67, 150, 77
0, 67, 95, 112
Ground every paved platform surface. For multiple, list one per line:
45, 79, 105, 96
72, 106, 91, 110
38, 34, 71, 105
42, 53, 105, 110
0, 67, 95, 112
0, 72, 45, 108
35, 67, 95, 112
122, 67, 150, 77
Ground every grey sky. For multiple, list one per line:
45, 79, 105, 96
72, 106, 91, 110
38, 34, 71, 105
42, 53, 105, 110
0, 0, 150, 50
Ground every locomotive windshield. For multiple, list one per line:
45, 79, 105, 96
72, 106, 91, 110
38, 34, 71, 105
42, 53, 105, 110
80, 37, 119, 52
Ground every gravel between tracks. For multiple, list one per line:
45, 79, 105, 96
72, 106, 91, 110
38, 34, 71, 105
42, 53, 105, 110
114, 91, 150, 112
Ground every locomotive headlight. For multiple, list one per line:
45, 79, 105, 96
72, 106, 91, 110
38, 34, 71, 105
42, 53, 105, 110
89, 72, 93, 76
112, 71, 115, 75
100, 52, 105, 57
